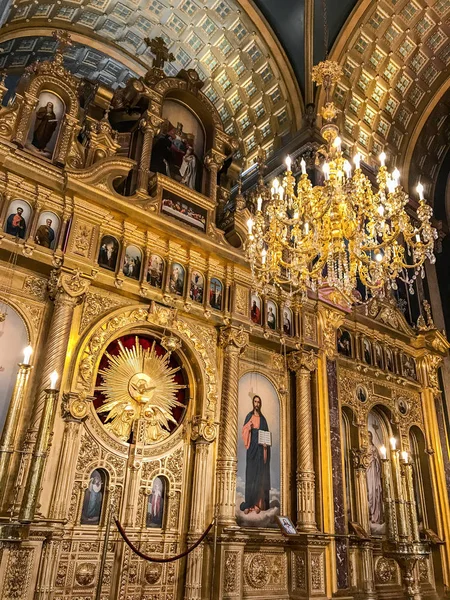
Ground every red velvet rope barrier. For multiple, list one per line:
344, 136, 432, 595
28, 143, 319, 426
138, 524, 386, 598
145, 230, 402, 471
114, 518, 215, 563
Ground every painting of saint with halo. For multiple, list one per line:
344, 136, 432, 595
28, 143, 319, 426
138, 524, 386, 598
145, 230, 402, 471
236, 372, 280, 527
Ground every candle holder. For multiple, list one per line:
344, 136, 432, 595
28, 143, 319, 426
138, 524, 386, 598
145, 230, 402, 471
0, 361, 33, 499
19, 385, 60, 523
380, 447, 430, 600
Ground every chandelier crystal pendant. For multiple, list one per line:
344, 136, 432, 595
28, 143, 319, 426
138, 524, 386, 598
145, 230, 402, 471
245, 60, 437, 302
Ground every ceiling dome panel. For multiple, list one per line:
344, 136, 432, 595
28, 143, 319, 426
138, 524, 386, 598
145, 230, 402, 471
0, 0, 302, 164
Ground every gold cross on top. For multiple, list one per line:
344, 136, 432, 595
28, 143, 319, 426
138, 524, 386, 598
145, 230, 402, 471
144, 36, 175, 69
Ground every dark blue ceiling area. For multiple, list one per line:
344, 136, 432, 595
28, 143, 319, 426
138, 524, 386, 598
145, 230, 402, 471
253, 0, 358, 93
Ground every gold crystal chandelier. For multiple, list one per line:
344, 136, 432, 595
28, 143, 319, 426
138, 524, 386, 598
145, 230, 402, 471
245, 60, 437, 302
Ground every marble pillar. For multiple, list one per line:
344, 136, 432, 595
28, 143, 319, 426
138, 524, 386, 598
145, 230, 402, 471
216, 327, 248, 525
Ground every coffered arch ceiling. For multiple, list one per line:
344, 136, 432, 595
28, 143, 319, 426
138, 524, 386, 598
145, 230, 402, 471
0, 0, 302, 164
318, 0, 450, 189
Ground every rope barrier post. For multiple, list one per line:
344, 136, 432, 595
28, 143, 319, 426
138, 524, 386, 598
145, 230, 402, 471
210, 505, 219, 600
95, 504, 113, 600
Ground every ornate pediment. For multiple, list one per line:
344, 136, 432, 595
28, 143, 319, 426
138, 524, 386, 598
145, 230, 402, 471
364, 297, 414, 336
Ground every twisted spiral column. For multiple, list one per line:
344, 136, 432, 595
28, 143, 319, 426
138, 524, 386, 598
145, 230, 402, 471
289, 350, 317, 531
136, 116, 156, 194
216, 327, 248, 525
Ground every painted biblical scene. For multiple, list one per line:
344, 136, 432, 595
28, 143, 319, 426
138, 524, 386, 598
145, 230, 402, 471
98, 235, 119, 272
26, 91, 64, 159
0, 304, 29, 433
81, 469, 105, 525
146, 476, 166, 528
4, 199, 31, 239
150, 100, 204, 192
189, 270, 204, 304
337, 329, 352, 357
147, 254, 165, 288
367, 411, 386, 535
236, 372, 281, 528
35, 211, 59, 249
161, 190, 207, 232
209, 277, 223, 310
122, 245, 142, 280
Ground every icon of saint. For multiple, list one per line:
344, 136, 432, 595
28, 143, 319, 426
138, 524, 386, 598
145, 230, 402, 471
32, 102, 58, 152
251, 299, 261, 324
179, 146, 197, 189
35, 218, 55, 248
147, 477, 165, 528
267, 306, 276, 330
98, 238, 118, 270
240, 394, 271, 514
81, 470, 104, 525
366, 431, 383, 526
5, 207, 26, 239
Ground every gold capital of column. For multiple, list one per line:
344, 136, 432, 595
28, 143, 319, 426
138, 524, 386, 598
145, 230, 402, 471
219, 325, 249, 353
317, 304, 346, 359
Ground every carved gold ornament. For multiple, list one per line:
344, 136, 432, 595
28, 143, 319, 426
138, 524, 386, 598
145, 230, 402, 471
97, 337, 185, 443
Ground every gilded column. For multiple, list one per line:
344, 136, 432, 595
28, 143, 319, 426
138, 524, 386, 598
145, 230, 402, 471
185, 418, 217, 600
136, 112, 156, 195
216, 326, 248, 525
288, 349, 317, 531
204, 150, 224, 205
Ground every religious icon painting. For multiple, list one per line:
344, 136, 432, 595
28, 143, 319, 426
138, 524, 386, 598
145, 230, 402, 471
283, 307, 293, 336
337, 329, 352, 357
250, 293, 262, 325
147, 254, 165, 288
161, 191, 207, 232
35, 211, 59, 249
374, 343, 383, 370
397, 397, 409, 416
367, 411, 387, 535
356, 384, 368, 404
236, 372, 280, 528
189, 270, 204, 304
266, 300, 277, 331
169, 262, 185, 296
98, 235, 119, 272
362, 338, 372, 365
146, 476, 166, 528
4, 199, 31, 240
81, 469, 105, 525
402, 355, 417, 380
209, 277, 223, 310
122, 245, 142, 280
386, 347, 395, 373
276, 515, 297, 536
26, 91, 65, 159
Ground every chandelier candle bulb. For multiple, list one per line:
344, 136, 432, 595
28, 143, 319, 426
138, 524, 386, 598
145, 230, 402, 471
343, 160, 351, 178
334, 136, 341, 150
285, 155, 292, 171
353, 153, 361, 169
247, 218, 254, 234
49, 371, 59, 390
379, 152, 386, 167
23, 345, 33, 365
378, 205, 385, 217
390, 437, 397, 450
417, 183, 424, 200
300, 158, 307, 175
380, 445, 387, 460
392, 168, 400, 184
401, 451, 408, 463
257, 196, 262, 212
261, 249, 267, 265
323, 163, 330, 180
304, 222, 309, 234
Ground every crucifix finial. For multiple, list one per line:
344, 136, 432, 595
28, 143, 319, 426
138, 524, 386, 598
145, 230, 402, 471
52, 30, 73, 55
144, 36, 175, 70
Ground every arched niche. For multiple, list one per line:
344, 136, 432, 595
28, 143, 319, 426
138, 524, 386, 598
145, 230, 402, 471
146, 474, 168, 529
80, 467, 108, 526
0, 303, 30, 433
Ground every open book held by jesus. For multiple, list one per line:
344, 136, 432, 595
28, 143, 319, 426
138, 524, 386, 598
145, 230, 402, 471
258, 430, 272, 446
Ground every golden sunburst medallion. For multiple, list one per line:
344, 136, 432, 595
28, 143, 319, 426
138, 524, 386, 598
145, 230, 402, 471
96, 337, 185, 444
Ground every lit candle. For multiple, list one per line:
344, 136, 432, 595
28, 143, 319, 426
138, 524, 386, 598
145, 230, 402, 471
387, 178, 396, 194
247, 218, 254, 234
343, 160, 351, 178
257, 196, 262, 212
417, 182, 424, 200
334, 136, 342, 150
377, 204, 385, 217
380, 445, 387, 459
49, 371, 59, 390
379, 151, 386, 167
261, 248, 267, 265
285, 155, 292, 171
353, 153, 361, 169
390, 437, 397, 450
300, 158, 307, 175
392, 168, 400, 184
375, 251, 383, 262
273, 178, 279, 192
401, 451, 408, 463
323, 162, 330, 180
23, 345, 33, 365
